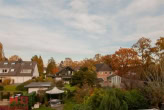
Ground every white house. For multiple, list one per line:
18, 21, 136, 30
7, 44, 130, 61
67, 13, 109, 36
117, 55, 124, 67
24, 82, 51, 93
0, 60, 39, 84
107, 74, 122, 87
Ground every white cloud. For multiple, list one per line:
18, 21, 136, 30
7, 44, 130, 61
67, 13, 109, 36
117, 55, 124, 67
0, 0, 163, 62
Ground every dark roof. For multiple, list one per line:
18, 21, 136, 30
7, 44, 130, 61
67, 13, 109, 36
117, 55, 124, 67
0, 61, 37, 76
97, 78, 104, 82
95, 63, 112, 72
24, 82, 51, 88
56, 66, 74, 75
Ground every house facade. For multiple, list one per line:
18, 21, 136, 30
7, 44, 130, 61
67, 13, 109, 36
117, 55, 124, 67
107, 74, 122, 87
95, 63, 122, 87
24, 82, 51, 93
0, 60, 39, 84
53, 66, 74, 84
95, 63, 113, 81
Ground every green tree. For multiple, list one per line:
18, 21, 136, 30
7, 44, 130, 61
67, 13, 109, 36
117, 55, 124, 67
46, 57, 56, 74
71, 67, 97, 87
31, 55, 44, 77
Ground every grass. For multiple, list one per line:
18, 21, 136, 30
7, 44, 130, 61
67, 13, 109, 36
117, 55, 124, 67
33, 106, 55, 110
2, 85, 27, 94
63, 99, 75, 110
4, 85, 17, 91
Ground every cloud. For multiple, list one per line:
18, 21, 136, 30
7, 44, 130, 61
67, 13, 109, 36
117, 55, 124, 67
0, 0, 163, 62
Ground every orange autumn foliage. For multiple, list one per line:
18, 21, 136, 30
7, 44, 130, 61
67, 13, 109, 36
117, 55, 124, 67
112, 48, 141, 76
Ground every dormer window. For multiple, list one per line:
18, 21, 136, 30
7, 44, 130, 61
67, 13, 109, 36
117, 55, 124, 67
11, 69, 15, 72
4, 62, 8, 65
1, 69, 9, 73
11, 62, 15, 65
21, 69, 32, 73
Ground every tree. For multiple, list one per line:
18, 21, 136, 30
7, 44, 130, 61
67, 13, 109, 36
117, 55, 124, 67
100, 55, 113, 69
112, 48, 140, 76
71, 67, 97, 87
155, 37, 164, 60
9, 55, 21, 61
0, 42, 5, 61
46, 57, 57, 74
31, 55, 44, 77
132, 37, 153, 69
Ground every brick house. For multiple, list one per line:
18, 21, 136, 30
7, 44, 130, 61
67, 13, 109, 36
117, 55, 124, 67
95, 63, 113, 81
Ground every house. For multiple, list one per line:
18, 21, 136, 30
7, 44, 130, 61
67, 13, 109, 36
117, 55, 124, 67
53, 66, 74, 84
95, 63, 113, 81
24, 82, 51, 93
107, 74, 122, 87
0, 60, 39, 84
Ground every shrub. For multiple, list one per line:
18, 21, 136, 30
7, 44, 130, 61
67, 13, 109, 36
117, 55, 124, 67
56, 80, 64, 88
3, 78, 11, 85
74, 88, 148, 110
0, 85, 4, 91
24, 91, 36, 109
124, 90, 149, 109
16, 79, 34, 91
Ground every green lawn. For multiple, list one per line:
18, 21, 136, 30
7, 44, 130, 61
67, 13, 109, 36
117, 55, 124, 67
2, 85, 27, 94
33, 106, 55, 110
4, 85, 17, 91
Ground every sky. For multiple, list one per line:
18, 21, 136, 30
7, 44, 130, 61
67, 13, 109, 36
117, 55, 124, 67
0, 0, 164, 64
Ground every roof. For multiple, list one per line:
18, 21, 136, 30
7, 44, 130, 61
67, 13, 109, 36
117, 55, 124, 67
97, 78, 104, 82
24, 82, 51, 88
46, 87, 64, 94
0, 61, 37, 76
56, 66, 74, 75
95, 63, 112, 72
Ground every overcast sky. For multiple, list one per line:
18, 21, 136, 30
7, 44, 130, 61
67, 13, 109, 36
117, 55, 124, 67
0, 0, 164, 63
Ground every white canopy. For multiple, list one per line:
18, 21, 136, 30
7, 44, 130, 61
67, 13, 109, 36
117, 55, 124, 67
46, 87, 64, 94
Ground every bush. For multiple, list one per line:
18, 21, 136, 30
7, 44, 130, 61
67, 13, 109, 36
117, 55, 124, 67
0, 85, 4, 91
3, 78, 11, 85
73, 88, 149, 110
56, 80, 64, 88
24, 91, 36, 109
16, 79, 34, 91
124, 90, 149, 109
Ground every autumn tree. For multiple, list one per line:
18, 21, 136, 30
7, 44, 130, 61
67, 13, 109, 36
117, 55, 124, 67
112, 48, 140, 76
155, 37, 164, 61
81, 59, 96, 71
132, 37, 154, 69
9, 55, 21, 61
100, 55, 113, 69
46, 57, 57, 74
0, 42, 5, 61
31, 55, 44, 77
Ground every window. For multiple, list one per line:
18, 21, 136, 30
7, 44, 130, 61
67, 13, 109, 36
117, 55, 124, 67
4, 62, 8, 65
1, 69, 9, 73
11, 69, 14, 72
68, 71, 71, 75
11, 62, 15, 65
21, 69, 32, 73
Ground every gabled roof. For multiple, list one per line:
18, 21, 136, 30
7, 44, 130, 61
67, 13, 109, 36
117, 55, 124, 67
0, 61, 37, 76
24, 82, 51, 88
95, 63, 112, 72
56, 66, 74, 75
